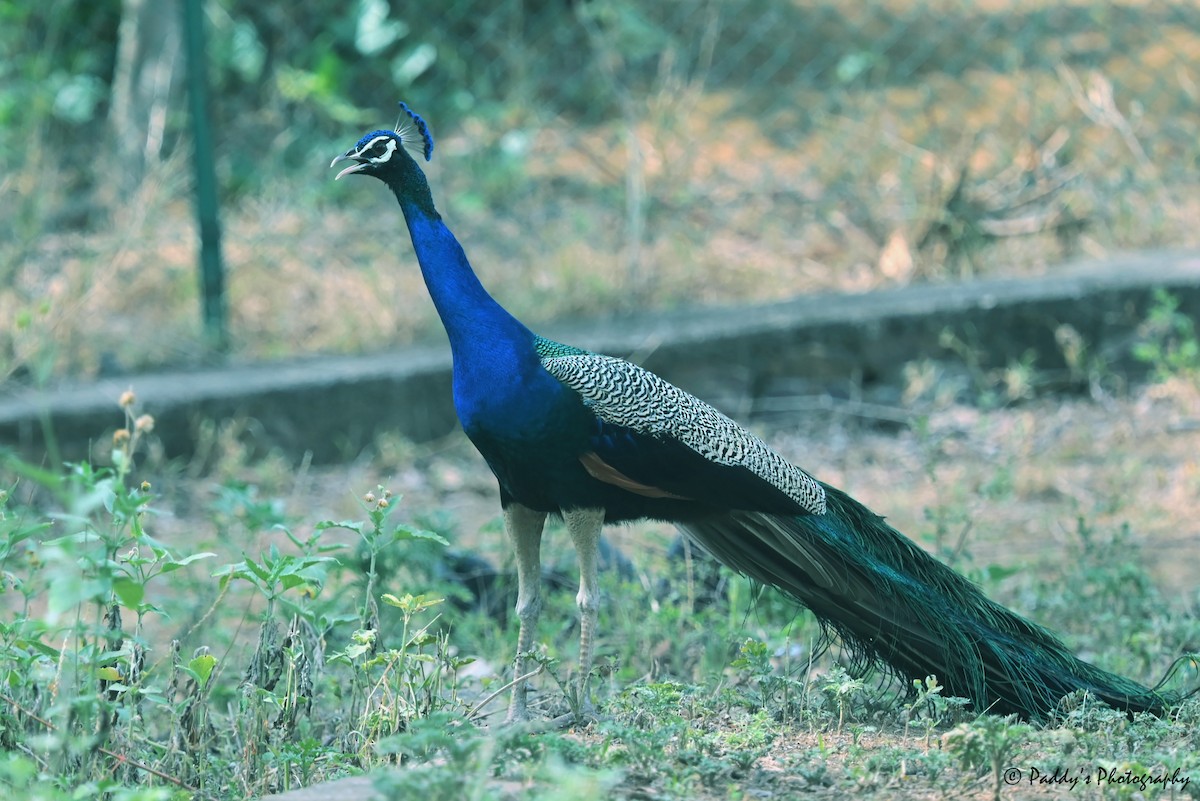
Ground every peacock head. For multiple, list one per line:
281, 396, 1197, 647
331, 101, 434, 181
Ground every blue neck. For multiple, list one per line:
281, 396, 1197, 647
397, 200, 530, 358
385, 171, 564, 443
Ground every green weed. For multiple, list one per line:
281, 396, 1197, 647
2, 394, 1198, 799
943, 715, 1032, 801
1134, 289, 1200, 383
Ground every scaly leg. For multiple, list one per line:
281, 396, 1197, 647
564, 507, 605, 715
503, 503, 547, 723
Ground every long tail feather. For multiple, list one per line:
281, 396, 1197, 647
681, 483, 1175, 719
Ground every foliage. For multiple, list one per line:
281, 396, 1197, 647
4, 1, 1200, 380
1134, 289, 1200, 383
0, 402, 469, 797
2, 395, 1199, 798
944, 715, 1032, 801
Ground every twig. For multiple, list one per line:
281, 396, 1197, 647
467, 664, 546, 721
1, 694, 198, 792
1056, 63, 1155, 174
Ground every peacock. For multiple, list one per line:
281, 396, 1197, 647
331, 102, 1185, 724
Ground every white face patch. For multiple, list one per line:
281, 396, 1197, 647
356, 136, 399, 165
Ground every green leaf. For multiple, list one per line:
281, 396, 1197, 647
247, 558, 272, 583
279, 574, 311, 591
42, 527, 99, 547
16, 639, 60, 660
112, 577, 144, 609
0, 519, 51, 553
316, 520, 364, 534
278, 524, 301, 548
381, 593, 444, 613
345, 641, 372, 659
161, 552, 217, 573
48, 573, 107, 615
189, 654, 217, 686
52, 73, 105, 123
97, 666, 124, 682
356, 0, 409, 55
213, 559, 268, 589
392, 524, 449, 546
979, 564, 1021, 584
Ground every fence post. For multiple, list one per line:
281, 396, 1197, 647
181, 0, 227, 353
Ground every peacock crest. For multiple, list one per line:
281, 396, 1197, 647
395, 101, 434, 162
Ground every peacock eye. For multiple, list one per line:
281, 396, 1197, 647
359, 137, 397, 164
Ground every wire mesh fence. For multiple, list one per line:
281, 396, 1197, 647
3, 0, 1199, 378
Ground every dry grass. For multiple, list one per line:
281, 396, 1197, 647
3, 10, 1199, 381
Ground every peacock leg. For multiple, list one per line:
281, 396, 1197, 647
564, 507, 606, 716
503, 503, 547, 723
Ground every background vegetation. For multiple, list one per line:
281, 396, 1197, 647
2, 0, 1199, 380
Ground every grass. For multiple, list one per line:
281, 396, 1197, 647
2, 334, 1199, 799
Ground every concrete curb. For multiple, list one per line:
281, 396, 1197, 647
2, 251, 1198, 464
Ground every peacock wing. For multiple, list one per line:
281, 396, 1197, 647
536, 340, 826, 516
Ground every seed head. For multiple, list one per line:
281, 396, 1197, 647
119, 389, 137, 409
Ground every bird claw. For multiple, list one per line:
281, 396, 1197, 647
492, 707, 595, 735
550, 702, 599, 730
497, 708, 597, 735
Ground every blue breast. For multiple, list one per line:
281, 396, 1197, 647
458, 344, 587, 443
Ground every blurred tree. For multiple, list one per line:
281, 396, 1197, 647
109, 0, 180, 192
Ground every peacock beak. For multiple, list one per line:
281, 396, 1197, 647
330, 152, 369, 180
